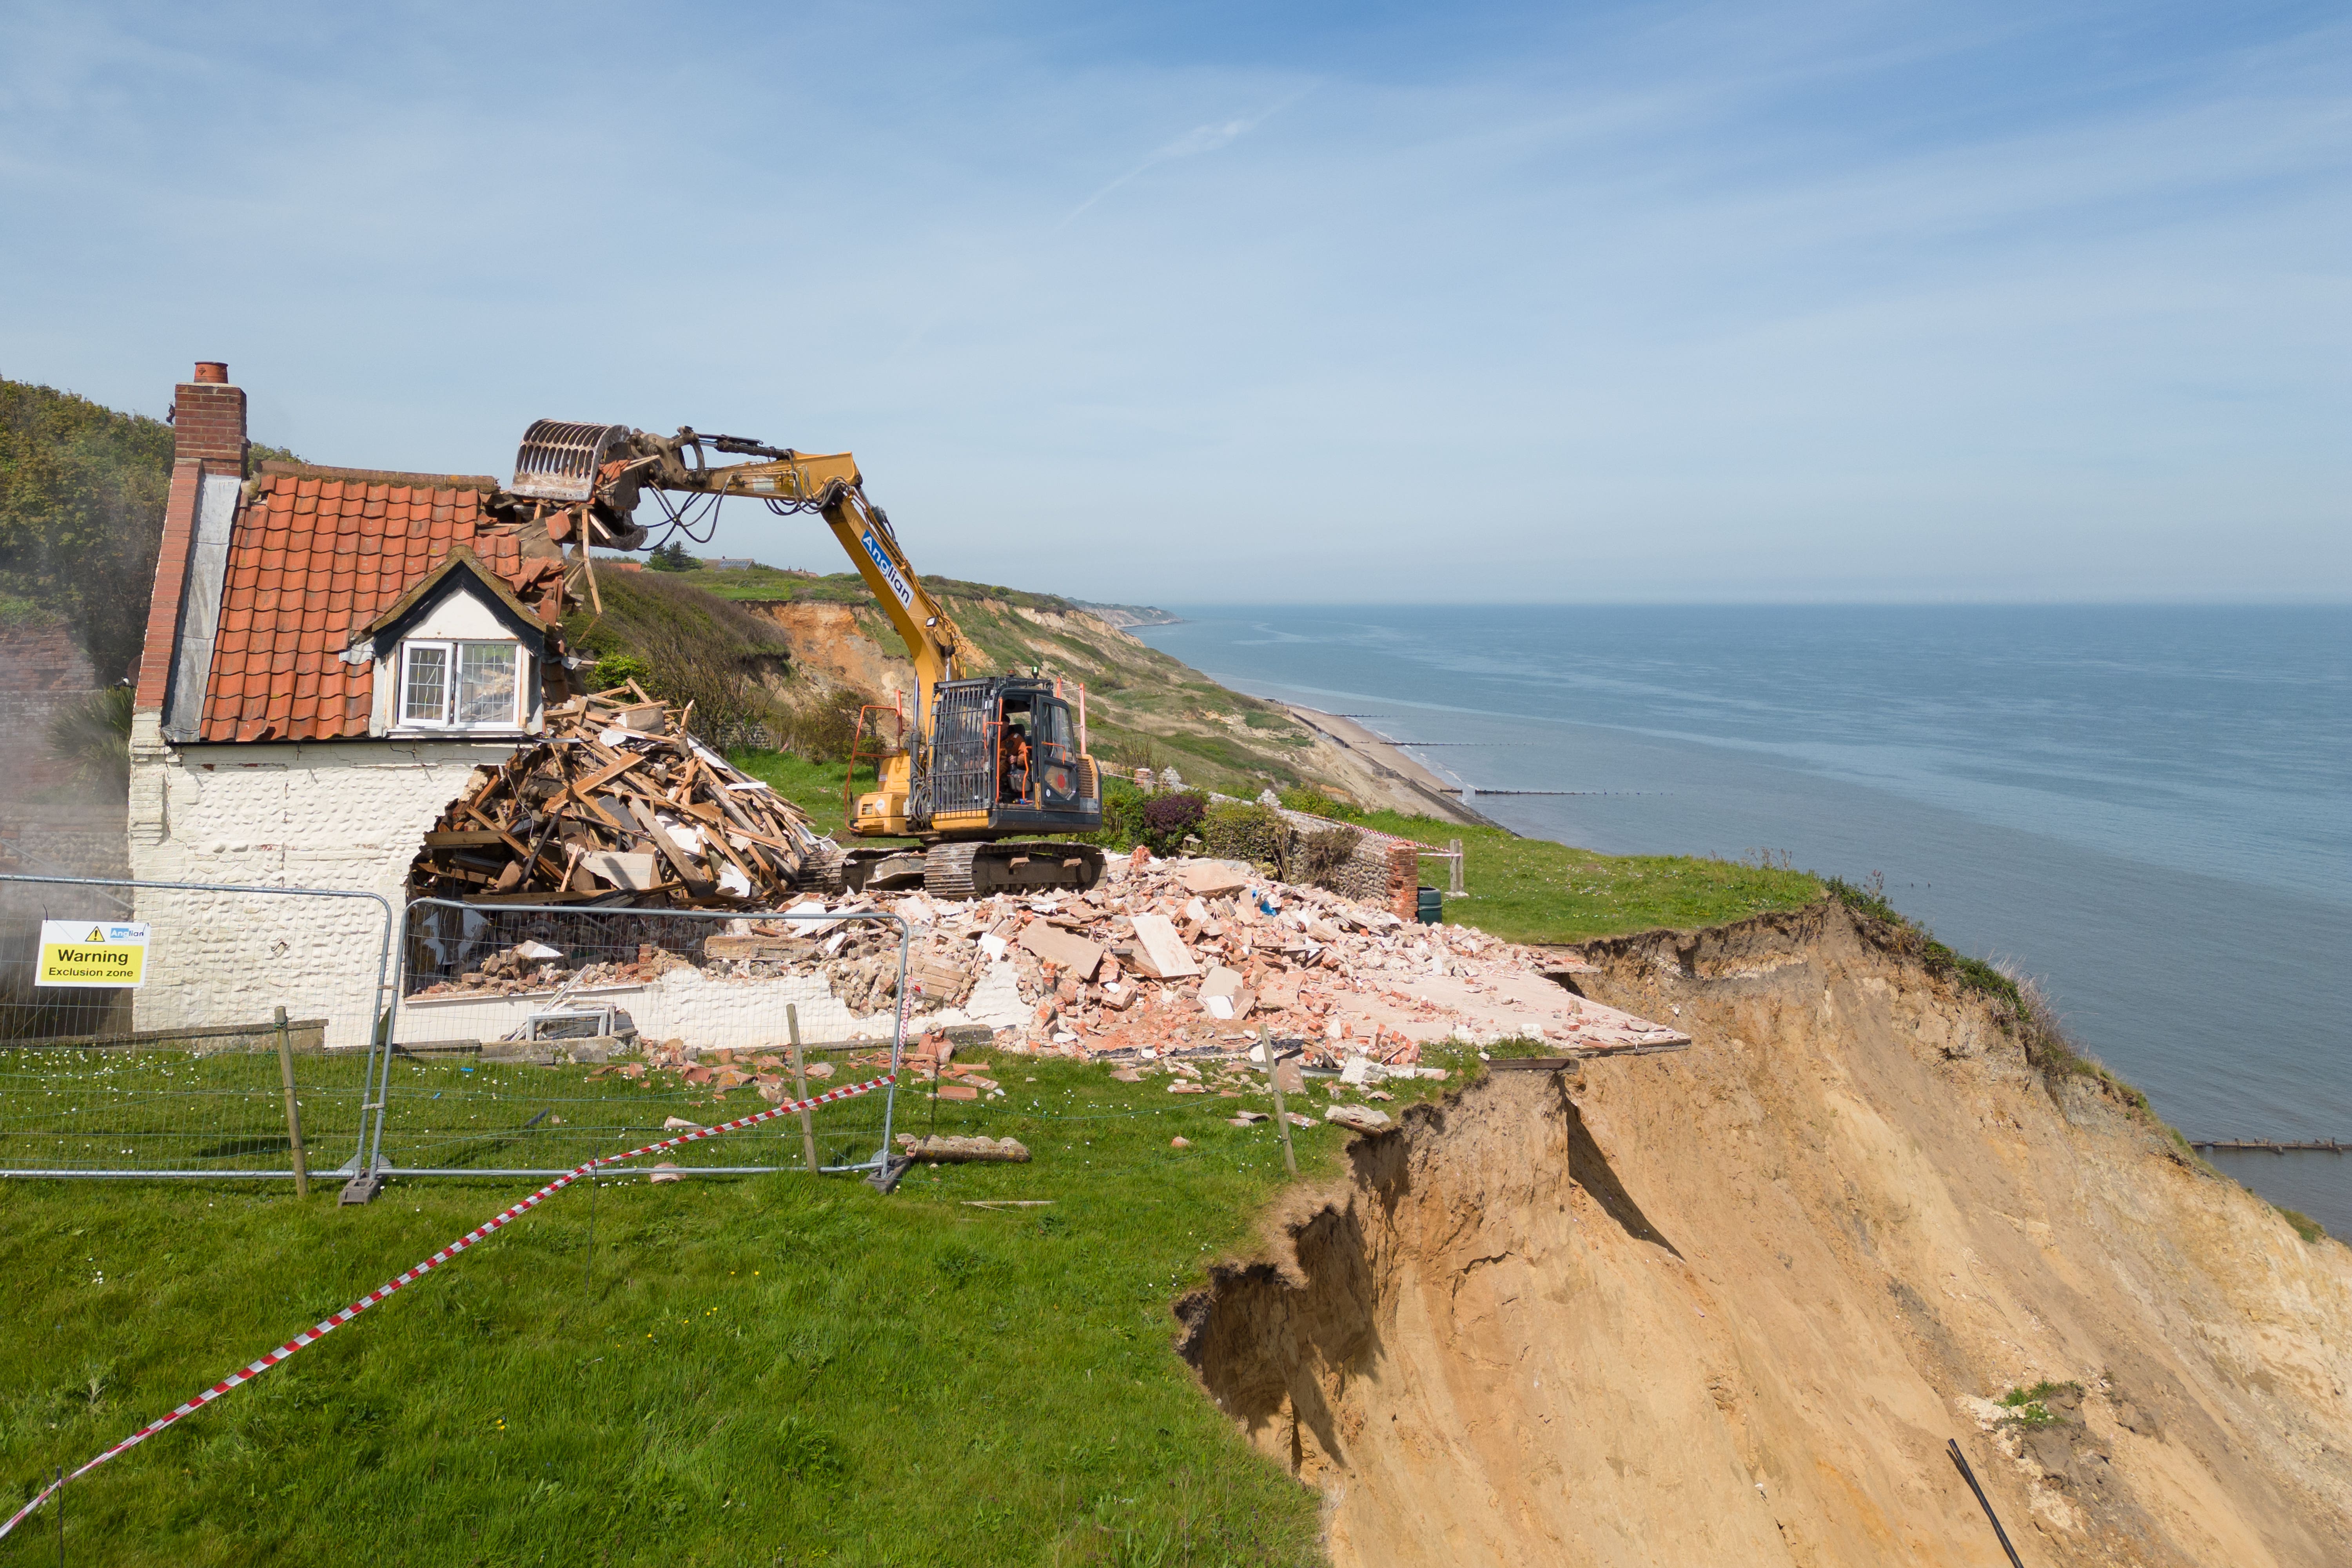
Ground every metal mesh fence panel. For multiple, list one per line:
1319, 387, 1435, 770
361, 900, 909, 1178
0, 875, 393, 1179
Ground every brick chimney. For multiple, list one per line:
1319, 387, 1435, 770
171, 361, 247, 472
134, 363, 251, 719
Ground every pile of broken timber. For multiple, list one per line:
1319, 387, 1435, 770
407, 683, 837, 908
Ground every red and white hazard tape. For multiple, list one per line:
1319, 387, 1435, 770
0, 1071, 895, 1540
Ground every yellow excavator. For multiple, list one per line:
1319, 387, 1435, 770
508, 420, 1107, 896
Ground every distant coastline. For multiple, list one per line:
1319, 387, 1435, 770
1284, 705, 1505, 829
1077, 601, 1183, 630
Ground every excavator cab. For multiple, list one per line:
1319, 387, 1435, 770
841, 675, 1103, 894
918, 676, 1098, 837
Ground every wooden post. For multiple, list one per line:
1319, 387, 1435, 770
787, 1004, 819, 1173
1447, 838, 1465, 896
1262, 1025, 1298, 1179
273, 1005, 310, 1199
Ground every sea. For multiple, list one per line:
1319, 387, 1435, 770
1135, 606, 2352, 1238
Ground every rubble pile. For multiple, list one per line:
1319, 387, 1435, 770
406, 682, 837, 907
867, 852, 1688, 1063
408, 851, 1690, 1084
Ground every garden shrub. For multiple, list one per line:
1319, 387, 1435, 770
1139, 790, 1209, 856
1297, 825, 1362, 892
1279, 787, 1361, 822
1202, 802, 1286, 869
1091, 777, 1150, 849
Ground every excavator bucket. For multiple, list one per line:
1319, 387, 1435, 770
510, 419, 632, 502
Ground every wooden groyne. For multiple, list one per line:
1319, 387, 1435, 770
2190, 1138, 2348, 1153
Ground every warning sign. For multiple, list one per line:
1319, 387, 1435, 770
36, 921, 150, 988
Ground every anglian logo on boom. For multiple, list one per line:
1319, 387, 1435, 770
860, 526, 916, 608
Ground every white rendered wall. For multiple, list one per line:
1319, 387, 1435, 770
125, 712, 517, 1047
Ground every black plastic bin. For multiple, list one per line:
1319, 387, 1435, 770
1416, 885, 1443, 925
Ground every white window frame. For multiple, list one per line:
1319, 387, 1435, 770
396, 638, 529, 732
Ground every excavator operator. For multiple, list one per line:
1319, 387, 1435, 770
998, 709, 1033, 803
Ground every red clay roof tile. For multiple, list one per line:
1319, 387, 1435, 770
196, 473, 543, 741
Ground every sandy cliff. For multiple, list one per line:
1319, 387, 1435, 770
1181, 901, 2352, 1566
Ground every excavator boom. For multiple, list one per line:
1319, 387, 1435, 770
512, 422, 967, 699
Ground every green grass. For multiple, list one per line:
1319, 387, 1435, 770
722, 750, 864, 839
2276, 1205, 2328, 1245
1995, 1381, 2081, 1428
1346, 810, 1824, 944
0, 1054, 1495, 1564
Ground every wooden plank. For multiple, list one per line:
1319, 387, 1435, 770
579, 851, 659, 891
572, 750, 647, 795
625, 794, 716, 894
564, 783, 625, 831
461, 804, 535, 860
423, 829, 508, 847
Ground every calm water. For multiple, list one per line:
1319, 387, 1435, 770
1138, 606, 2352, 1236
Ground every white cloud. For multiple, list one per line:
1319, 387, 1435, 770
0, 1, 2343, 601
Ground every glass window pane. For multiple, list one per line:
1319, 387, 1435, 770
456, 642, 518, 726
402, 644, 447, 724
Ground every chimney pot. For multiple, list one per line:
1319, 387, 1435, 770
192, 361, 228, 384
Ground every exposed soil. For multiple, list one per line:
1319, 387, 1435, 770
1179, 901, 2352, 1566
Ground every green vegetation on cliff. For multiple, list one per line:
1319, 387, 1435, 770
560, 568, 813, 751
0, 378, 295, 682
716, 566, 1328, 797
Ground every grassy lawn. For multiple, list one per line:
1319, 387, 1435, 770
0, 1054, 1495, 1566
1351, 810, 1823, 945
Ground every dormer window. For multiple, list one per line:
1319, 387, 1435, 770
359, 544, 553, 739
399, 639, 525, 730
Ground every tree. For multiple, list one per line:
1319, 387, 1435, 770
0, 379, 300, 683
646, 539, 697, 573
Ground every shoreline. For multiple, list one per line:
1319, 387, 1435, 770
1284, 706, 1507, 829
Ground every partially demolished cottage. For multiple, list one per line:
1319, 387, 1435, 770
127, 364, 577, 1042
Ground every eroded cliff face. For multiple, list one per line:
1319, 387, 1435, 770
742, 601, 918, 708
1180, 903, 2352, 1566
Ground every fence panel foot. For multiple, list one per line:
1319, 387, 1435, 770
338, 1171, 384, 1205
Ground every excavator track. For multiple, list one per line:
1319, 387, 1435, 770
797, 842, 848, 897
924, 841, 1105, 900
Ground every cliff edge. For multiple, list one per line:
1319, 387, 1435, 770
1180, 900, 2352, 1566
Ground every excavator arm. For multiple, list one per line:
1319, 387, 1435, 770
506, 418, 1103, 884
510, 421, 968, 707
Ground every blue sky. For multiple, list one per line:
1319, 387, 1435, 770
2, 2, 2344, 602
